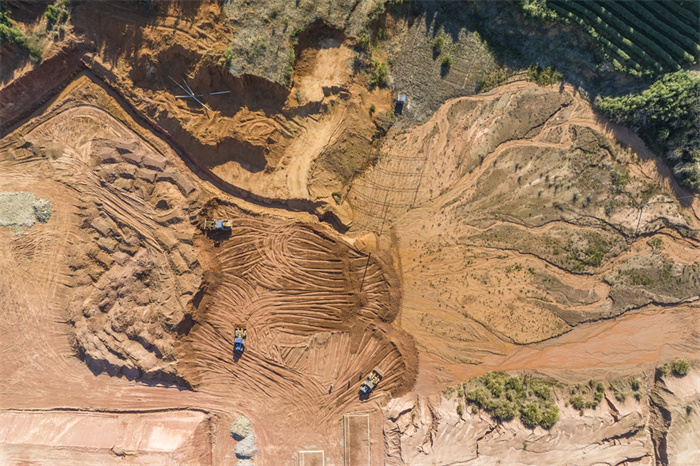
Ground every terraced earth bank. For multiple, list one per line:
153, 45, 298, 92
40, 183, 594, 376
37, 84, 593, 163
1, 1, 699, 465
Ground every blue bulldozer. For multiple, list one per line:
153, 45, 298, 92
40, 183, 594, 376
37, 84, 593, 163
234, 326, 247, 354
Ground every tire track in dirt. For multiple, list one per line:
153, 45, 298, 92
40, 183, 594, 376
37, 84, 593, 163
178, 204, 417, 446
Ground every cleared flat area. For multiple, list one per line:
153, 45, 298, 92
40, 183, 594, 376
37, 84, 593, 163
0, 410, 211, 465
299, 450, 325, 466
344, 413, 370, 466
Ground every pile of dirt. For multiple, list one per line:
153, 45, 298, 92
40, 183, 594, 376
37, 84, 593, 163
3, 76, 204, 385
229, 415, 252, 441
0, 192, 52, 228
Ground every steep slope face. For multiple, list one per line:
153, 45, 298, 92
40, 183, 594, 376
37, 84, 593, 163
382, 376, 665, 466
649, 371, 700, 466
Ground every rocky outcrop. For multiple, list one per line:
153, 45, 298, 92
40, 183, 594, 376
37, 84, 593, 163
384, 386, 660, 465
649, 370, 700, 466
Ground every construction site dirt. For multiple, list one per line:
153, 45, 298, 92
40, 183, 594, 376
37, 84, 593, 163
0, 72, 416, 465
1, 1, 699, 465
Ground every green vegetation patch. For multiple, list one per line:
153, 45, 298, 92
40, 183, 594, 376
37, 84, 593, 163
568, 379, 605, 415
522, 0, 699, 77
466, 226, 624, 274
459, 372, 559, 429
607, 255, 699, 297
597, 71, 700, 191
0, 3, 42, 59
368, 58, 389, 88
526, 65, 562, 86
672, 358, 690, 377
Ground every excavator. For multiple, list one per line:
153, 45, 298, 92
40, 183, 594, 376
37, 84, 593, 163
359, 367, 384, 396
233, 326, 247, 354
203, 219, 233, 231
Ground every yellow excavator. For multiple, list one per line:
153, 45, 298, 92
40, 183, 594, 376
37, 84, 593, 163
359, 367, 384, 396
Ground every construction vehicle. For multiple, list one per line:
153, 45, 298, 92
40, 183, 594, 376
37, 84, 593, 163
233, 327, 247, 354
203, 219, 233, 231
359, 367, 384, 396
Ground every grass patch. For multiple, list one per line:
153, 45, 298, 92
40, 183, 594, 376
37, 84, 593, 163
0, 4, 43, 60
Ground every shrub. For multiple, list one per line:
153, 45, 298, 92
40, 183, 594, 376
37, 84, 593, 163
356, 32, 370, 51
466, 387, 489, 407
614, 390, 626, 402
368, 59, 388, 88
432, 36, 444, 50
570, 395, 587, 410
369, 104, 376, 114
441, 55, 453, 68
527, 65, 563, 86
224, 47, 233, 66
631, 378, 642, 391
520, 403, 542, 428
491, 400, 518, 421
540, 402, 559, 429
0, 4, 42, 59
463, 372, 559, 428
45, 4, 58, 24
505, 375, 525, 393
457, 402, 464, 416
530, 380, 553, 401
672, 358, 690, 377
522, 0, 558, 21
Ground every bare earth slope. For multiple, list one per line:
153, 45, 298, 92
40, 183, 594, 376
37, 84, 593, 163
348, 81, 700, 388
383, 368, 700, 466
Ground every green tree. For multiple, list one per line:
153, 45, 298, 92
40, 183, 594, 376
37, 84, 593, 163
597, 71, 700, 190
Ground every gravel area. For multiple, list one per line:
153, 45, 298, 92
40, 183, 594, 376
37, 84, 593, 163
234, 432, 258, 459
0, 192, 52, 228
229, 415, 252, 441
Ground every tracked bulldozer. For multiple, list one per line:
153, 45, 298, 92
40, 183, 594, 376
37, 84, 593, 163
234, 326, 247, 354
359, 367, 383, 396
203, 219, 233, 231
